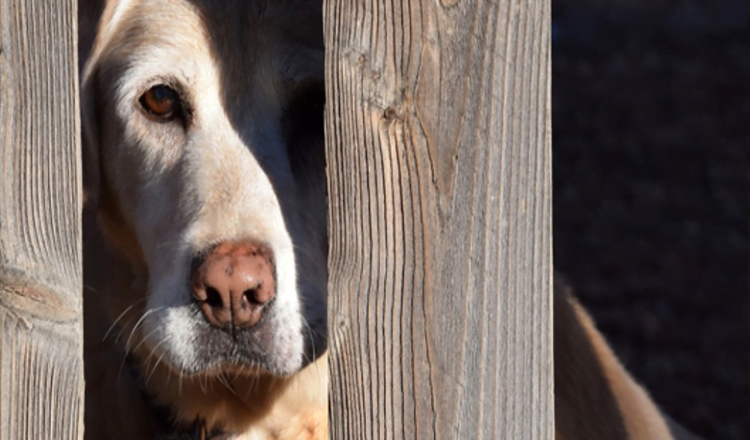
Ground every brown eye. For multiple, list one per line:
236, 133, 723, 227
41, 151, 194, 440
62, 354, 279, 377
139, 85, 178, 120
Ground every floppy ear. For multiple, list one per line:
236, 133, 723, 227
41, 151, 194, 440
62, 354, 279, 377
78, 0, 106, 74
80, 64, 102, 209
79, 0, 126, 209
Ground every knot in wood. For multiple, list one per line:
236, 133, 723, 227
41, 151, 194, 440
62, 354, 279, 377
382, 107, 399, 123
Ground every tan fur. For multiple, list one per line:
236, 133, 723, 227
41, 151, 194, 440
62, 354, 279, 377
570, 298, 674, 440
80, 0, 328, 438
233, 354, 328, 440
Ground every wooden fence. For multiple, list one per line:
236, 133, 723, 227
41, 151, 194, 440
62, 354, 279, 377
0, 0, 84, 438
324, 0, 552, 437
0, 0, 550, 438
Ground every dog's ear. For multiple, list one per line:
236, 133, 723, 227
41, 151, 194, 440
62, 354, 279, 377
78, 0, 106, 74
79, 0, 120, 209
80, 64, 102, 209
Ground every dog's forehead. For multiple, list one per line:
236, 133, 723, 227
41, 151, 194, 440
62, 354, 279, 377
109, 0, 322, 72
98, 0, 323, 120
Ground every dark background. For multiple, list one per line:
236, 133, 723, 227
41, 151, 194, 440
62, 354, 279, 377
552, 1, 749, 439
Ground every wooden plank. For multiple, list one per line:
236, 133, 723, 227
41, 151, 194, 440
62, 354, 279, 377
0, 0, 83, 438
324, 0, 552, 438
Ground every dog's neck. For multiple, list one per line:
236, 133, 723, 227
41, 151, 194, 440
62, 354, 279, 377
124, 354, 235, 440
126, 344, 328, 438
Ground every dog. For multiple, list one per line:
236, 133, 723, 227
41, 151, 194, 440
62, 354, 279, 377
555, 276, 703, 440
79, 0, 328, 438
79, 1, 703, 439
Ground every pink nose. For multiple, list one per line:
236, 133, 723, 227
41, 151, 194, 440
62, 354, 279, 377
190, 241, 276, 331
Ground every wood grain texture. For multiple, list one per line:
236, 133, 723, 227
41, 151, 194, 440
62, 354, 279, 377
324, 0, 552, 438
0, 0, 83, 438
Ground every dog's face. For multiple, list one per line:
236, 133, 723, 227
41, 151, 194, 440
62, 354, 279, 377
82, 0, 326, 378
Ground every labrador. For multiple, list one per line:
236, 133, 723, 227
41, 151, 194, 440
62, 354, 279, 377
78, 1, 702, 439
80, 0, 327, 438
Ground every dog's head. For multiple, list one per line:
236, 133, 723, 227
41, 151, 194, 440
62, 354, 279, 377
81, 0, 326, 380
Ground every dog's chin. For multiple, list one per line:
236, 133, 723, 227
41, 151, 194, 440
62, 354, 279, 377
156, 354, 301, 380
176, 351, 305, 379
141, 304, 306, 379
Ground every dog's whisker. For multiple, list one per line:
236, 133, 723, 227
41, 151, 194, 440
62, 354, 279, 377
125, 307, 163, 353
115, 307, 165, 383
300, 315, 318, 363
164, 360, 172, 386
103, 298, 147, 342
178, 369, 183, 397
112, 315, 136, 345
116, 329, 151, 383
127, 323, 160, 354
145, 338, 171, 386
216, 373, 232, 395
139, 339, 159, 373
199, 372, 207, 394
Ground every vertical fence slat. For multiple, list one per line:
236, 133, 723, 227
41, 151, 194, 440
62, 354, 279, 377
325, 0, 552, 438
0, 0, 83, 438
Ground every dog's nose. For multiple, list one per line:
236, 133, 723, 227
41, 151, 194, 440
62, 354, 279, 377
190, 241, 276, 331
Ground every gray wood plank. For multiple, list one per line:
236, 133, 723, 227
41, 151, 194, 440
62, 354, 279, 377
324, 0, 552, 438
0, 0, 83, 438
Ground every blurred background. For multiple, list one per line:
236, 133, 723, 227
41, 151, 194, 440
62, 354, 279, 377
552, 0, 749, 439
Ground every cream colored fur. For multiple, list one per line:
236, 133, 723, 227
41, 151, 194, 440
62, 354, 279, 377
79, 0, 328, 438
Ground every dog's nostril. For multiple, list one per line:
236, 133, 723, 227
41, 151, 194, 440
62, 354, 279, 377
243, 288, 259, 305
205, 286, 223, 308
243, 284, 271, 306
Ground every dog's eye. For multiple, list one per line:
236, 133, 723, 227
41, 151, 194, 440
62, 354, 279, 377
139, 85, 179, 120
